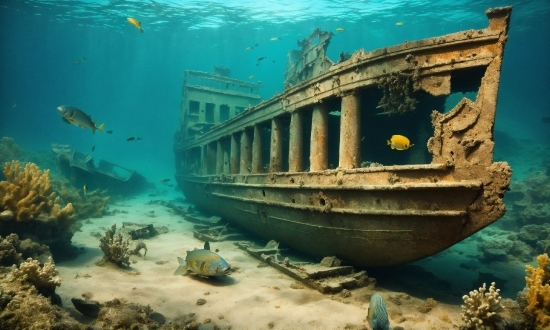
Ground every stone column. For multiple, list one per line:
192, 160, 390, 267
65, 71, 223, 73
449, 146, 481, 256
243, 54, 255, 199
230, 133, 240, 174
252, 125, 263, 173
216, 140, 224, 174
240, 129, 252, 174
339, 93, 361, 169
310, 103, 329, 171
269, 118, 283, 172
206, 143, 216, 174
200, 145, 207, 175
289, 111, 303, 172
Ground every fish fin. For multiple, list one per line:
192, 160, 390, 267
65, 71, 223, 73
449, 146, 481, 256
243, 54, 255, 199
140, 28, 144, 34
204, 241, 210, 250
174, 257, 188, 275
386, 140, 390, 145
62, 117, 71, 124
173, 265, 188, 276
410, 143, 414, 148
98, 123, 105, 132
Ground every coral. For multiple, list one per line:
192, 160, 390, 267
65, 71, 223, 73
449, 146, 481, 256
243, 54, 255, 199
11, 257, 60, 297
99, 223, 130, 266
417, 297, 437, 313
0, 160, 74, 225
0, 234, 22, 266
58, 183, 110, 220
0, 137, 22, 166
525, 253, 550, 328
461, 282, 503, 329
376, 69, 420, 115
505, 172, 550, 227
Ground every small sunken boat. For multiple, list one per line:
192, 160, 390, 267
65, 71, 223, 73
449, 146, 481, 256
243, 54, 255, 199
52, 143, 147, 194
173, 7, 513, 267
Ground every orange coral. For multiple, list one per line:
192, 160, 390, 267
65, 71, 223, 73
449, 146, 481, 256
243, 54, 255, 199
525, 253, 550, 328
0, 160, 74, 224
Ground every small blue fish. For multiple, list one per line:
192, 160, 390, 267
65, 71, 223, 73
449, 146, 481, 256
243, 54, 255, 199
367, 293, 390, 330
174, 241, 231, 277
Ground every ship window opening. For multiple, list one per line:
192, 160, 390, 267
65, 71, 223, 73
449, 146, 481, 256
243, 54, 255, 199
205, 103, 215, 123
291, 198, 296, 203
359, 87, 434, 166
220, 104, 230, 122
320, 197, 326, 206
443, 66, 485, 113
290, 178, 295, 184
262, 189, 266, 197
189, 100, 200, 115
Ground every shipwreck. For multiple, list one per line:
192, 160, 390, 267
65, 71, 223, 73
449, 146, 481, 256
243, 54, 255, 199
173, 8, 513, 267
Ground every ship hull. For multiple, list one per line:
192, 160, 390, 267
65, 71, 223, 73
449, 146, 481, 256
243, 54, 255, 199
174, 7, 513, 267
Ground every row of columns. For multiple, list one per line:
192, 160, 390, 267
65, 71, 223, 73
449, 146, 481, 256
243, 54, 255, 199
198, 93, 361, 175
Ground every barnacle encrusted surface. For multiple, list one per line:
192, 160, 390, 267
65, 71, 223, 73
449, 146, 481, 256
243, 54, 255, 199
525, 253, 550, 328
99, 223, 131, 266
461, 282, 503, 329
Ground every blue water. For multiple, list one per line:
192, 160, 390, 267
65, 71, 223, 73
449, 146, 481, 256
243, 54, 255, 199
0, 0, 549, 303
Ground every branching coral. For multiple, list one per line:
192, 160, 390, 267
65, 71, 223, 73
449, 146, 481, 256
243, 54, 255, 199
0, 160, 74, 225
99, 223, 130, 266
525, 253, 550, 328
11, 256, 61, 297
461, 282, 503, 329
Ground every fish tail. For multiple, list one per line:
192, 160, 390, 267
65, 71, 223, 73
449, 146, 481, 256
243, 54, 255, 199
387, 140, 391, 145
140, 28, 144, 34
98, 123, 105, 132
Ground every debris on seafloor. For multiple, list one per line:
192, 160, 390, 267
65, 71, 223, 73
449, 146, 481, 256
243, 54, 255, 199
193, 223, 249, 242
236, 240, 374, 294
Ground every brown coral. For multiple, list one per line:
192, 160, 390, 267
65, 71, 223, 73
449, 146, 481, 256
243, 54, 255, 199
99, 223, 131, 267
11, 257, 61, 297
525, 253, 550, 328
0, 160, 74, 224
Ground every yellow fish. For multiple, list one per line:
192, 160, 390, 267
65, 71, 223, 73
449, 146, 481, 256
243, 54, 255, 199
249, 75, 254, 79
270, 37, 280, 41
336, 27, 345, 32
396, 21, 404, 26
127, 17, 144, 34
387, 135, 414, 150
83, 184, 88, 194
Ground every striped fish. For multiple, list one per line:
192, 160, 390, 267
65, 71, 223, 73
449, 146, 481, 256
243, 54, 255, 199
367, 293, 390, 330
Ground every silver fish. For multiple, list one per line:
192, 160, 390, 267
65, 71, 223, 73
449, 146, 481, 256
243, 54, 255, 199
174, 241, 230, 277
367, 293, 389, 330
57, 105, 104, 134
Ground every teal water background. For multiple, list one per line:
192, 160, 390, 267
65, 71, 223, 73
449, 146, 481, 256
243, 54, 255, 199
0, 0, 550, 303
1, 0, 548, 181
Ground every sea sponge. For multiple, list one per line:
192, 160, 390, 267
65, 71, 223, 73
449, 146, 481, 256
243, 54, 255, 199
0, 136, 22, 165
58, 184, 109, 220
11, 256, 61, 297
525, 253, 550, 328
0, 160, 74, 224
461, 282, 503, 329
99, 223, 130, 266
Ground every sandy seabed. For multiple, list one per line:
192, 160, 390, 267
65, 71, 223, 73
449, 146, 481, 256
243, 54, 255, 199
55, 191, 524, 330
